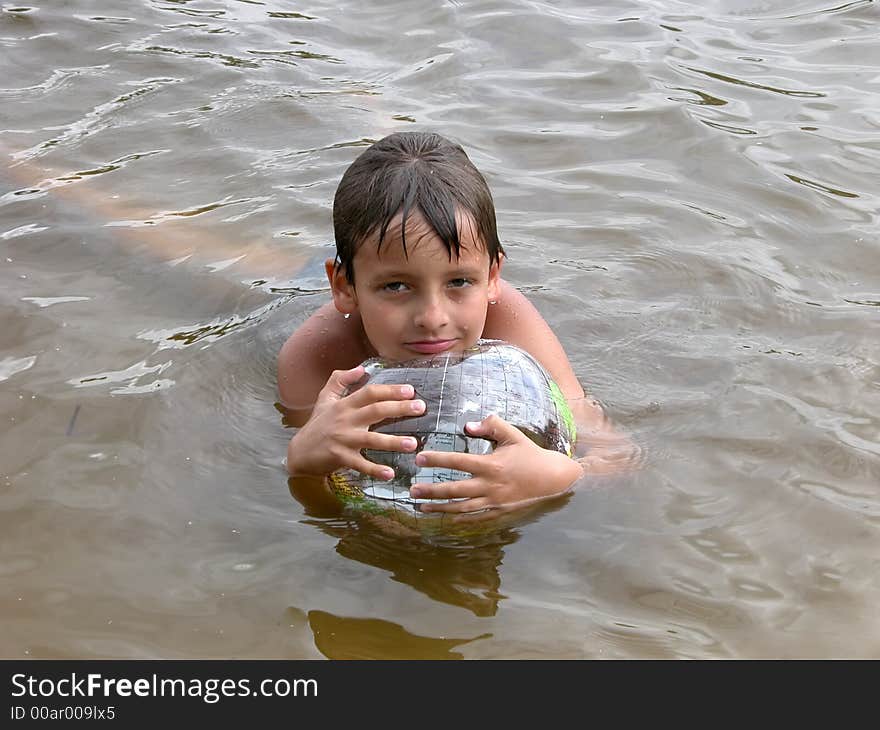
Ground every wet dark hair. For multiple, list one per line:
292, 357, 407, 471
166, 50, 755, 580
332, 131, 504, 284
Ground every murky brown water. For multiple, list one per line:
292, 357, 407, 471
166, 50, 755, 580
2, 0, 878, 659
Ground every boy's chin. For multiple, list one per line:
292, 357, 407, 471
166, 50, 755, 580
381, 339, 482, 362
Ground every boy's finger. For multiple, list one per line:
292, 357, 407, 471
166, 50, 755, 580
360, 432, 419, 453
349, 457, 395, 482
464, 414, 522, 444
414, 449, 481, 474
358, 398, 426, 426
410, 480, 483, 501
348, 382, 416, 406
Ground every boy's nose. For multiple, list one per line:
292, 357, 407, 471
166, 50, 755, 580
414, 295, 450, 331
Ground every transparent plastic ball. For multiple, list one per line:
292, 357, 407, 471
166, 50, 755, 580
329, 340, 576, 526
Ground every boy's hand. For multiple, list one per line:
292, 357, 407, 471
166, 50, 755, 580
286, 365, 426, 479
408, 415, 584, 516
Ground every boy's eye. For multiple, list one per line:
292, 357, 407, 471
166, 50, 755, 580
381, 281, 408, 293
448, 278, 472, 288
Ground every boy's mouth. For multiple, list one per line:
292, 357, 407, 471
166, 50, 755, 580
404, 339, 457, 355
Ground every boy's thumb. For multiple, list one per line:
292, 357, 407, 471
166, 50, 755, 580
323, 365, 366, 401
465, 414, 520, 444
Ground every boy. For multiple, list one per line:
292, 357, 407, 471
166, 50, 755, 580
278, 131, 625, 516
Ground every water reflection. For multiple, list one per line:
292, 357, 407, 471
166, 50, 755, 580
290, 473, 515, 616
307, 610, 491, 660
289, 474, 572, 621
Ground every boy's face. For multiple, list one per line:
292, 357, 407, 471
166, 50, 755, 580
328, 208, 501, 362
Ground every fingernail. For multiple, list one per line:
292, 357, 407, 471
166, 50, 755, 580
398, 385, 414, 397
411, 399, 425, 413
402, 437, 417, 450
381, 468, 394, 480
415, 453, 426, 466
466, 421, 480, 431
410, 487, 423, 497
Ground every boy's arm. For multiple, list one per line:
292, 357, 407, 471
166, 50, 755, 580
3, 143, 309, 276
485, 278, 637, 463
569, 397, 641, 477
483, 280, 606, 429
277, 302, 362, 427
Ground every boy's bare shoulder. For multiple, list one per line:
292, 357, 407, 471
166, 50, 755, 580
277, 302, 369, 420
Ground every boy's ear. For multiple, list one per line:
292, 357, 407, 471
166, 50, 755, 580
324, 258, 357, 314
487, 256, 503, 303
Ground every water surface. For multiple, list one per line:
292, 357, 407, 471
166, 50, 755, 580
1, 0, 878, 658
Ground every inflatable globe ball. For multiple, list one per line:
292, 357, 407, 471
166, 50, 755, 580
328, 340, 576, 528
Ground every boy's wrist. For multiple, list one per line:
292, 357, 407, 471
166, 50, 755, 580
546, 449, 584, 493
286, 429, 326, 477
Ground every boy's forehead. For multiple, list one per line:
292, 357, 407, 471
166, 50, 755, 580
356, 207, 488, 259
377, 207, 479, 238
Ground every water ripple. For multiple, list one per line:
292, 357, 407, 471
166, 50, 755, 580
12, 78, 181, 161
3, 0, 879, 660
